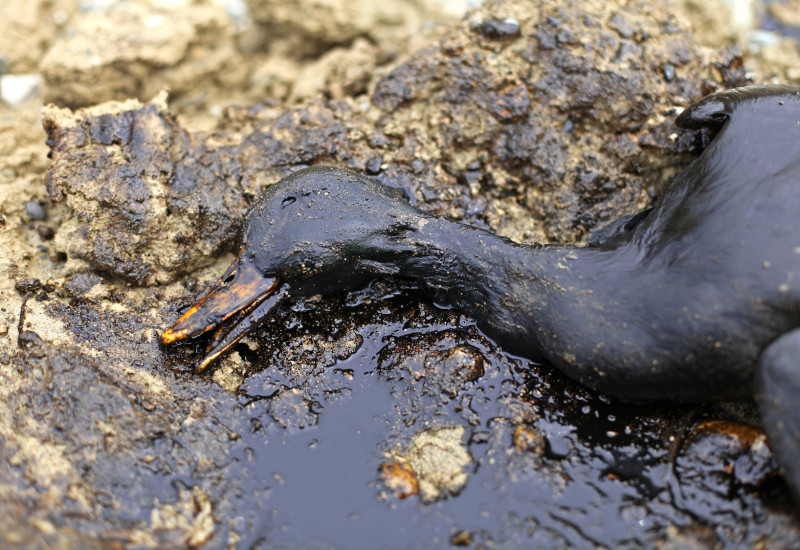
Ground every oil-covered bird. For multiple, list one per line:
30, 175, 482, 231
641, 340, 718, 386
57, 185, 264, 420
161, 85, 800, 500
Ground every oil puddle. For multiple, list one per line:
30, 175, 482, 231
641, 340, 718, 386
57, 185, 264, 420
165, 286, 799, 549
230, 319, 490, 549
216, 315, 650, 548
236, 374, 405, 549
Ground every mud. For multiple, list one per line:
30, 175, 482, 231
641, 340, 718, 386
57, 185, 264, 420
0, 0, 799, 548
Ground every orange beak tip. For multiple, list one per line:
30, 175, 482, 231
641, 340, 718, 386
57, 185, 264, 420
160, 329, 177, 346
195, 359, 212, 374
195, 348, 224, 374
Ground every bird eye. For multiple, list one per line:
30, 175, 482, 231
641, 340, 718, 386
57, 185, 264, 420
281, 196, 297, 208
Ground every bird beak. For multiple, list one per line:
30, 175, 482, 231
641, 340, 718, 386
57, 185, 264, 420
160, 246, 288, 372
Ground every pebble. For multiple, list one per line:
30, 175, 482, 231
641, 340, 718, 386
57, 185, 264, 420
663, 63, 676, 82
474, 17, 521, 39
25, 200, 46, 221
36, 224, 55, 240
609, 13, 635, 39
0, 74, 42, 106
15, 277, 41, 294
365, 156, 383, 175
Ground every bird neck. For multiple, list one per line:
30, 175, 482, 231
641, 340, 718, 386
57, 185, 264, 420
398, 214, 765, 403
399, 216, 602, 360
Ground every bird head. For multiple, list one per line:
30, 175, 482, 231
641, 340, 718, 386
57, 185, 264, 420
160, 166, 423, 370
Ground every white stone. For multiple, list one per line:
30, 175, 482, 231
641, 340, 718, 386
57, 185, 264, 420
0, 74, 42, 106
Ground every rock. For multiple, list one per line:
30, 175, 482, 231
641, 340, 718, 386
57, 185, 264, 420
288, 37, 382, 102
35, 224, 54, 240
14, 277, 41, 294
42, 93, 249, 285
371, 0, 749, 243
23, 199, 45, 221
384, 426, 472, 501
472, 17, 522, 39
40, 2, 246, 108
62, 272, 104, 300
0, 0, 79, 73
246, 0, 455, 58
0, 74, 41, 106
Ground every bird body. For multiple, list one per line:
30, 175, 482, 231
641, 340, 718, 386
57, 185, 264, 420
161, 85, 800, 500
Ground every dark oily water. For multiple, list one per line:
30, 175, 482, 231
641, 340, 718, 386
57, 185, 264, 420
188, 281, 799, 549
234, 373, 401, 548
